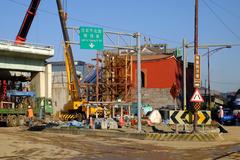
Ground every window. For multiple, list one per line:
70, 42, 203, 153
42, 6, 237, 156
141, 71, 145, 88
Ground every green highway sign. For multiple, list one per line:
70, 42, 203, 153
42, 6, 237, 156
79, 26, 104, 50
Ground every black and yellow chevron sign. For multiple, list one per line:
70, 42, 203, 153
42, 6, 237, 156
169, 111, 190, 124
169, 110, 211, 125
196, 111, 211, 125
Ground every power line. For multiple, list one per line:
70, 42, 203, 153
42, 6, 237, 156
7, 0, 27, 7
209, 0, 240, 20
202, 0, 240, 41
230, 44, 240, 47
211, 80, 240, 85
7, 0, 180, 45
7, 0, 57, 16
141, 34, 180, 45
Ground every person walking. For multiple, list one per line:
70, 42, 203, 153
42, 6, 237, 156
218, 106, 224, 125
27, 105, 33, 127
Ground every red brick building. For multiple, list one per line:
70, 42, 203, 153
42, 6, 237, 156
131, 46, 194, 109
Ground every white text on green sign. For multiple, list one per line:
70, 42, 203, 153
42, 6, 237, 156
80, 27, 104, 50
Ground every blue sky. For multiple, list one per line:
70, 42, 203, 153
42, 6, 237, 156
0, 0, 240, 93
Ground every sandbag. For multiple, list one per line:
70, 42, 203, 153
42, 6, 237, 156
148, 110, 162, 124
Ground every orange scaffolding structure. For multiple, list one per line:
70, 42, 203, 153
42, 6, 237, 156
97, 51, 133, 102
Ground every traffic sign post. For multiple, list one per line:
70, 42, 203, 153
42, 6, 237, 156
194, 54, 201, 88
193, 103, 201, 111
191, 88, 204, 111
79, 26, 104, 50
190, 88, 204, 103
191, 87, 204, 133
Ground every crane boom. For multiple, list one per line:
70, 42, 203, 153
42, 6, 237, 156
15, 0, 41, 44
56, 0, 81, 101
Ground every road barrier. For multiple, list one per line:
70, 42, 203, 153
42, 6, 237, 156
169, 110, 211, 125
44, 127, 221, 142
145, 132, 221, 141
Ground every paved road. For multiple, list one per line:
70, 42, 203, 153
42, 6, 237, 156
0, 126, 239, 160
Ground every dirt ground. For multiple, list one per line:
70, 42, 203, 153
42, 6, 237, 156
0, 126, 239, 160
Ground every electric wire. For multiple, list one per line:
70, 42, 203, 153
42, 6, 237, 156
202, 0, 240, 41
209, 0, 240, 20
211, 80, 240, 85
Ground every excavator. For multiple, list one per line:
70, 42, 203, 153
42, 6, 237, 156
16, 0, 100, 121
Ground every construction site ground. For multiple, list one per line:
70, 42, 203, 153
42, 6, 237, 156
0, 126, 239, 160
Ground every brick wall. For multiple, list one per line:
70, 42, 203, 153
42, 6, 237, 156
132, 88, 181, 109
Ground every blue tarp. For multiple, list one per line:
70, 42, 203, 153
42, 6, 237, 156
7, 90, 35, 97
66, 120, 83, 128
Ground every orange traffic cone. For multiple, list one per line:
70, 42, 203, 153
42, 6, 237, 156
119, 116, 125, 127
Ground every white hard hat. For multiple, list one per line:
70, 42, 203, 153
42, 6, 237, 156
28, 105, 31, 108
219, 106, 223, 108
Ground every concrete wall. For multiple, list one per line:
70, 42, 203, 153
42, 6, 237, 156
31, 71, 45, 97
132, 88, 181, 110
45, 64, 52, 98
52, 83, 69, 114
0, 55, 45, 72
52, 72, 69, 114
31, 64, 52, 98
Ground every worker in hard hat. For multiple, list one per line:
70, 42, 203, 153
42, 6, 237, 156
27, 105, 33, 127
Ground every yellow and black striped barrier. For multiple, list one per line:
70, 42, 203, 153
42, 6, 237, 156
45, 127, 222, 142
145, 132, 221, 141
60, 114, 75, 121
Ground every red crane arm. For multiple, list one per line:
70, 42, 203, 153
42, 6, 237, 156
15, 0, 41, 44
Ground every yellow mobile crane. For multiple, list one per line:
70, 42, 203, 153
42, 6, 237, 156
56, 0, 97, 121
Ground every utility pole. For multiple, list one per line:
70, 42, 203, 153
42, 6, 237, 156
96, 51, 99, 102
207, 48, 211, 109
183, 39, 187, 110
205, 79, 207, 100
136, 32, 142, 133
193, 0, 199, 133
194, 0, 198, 56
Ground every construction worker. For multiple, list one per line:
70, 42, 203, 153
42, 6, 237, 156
218, 106, 224, 125
27, 105, 33, 127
